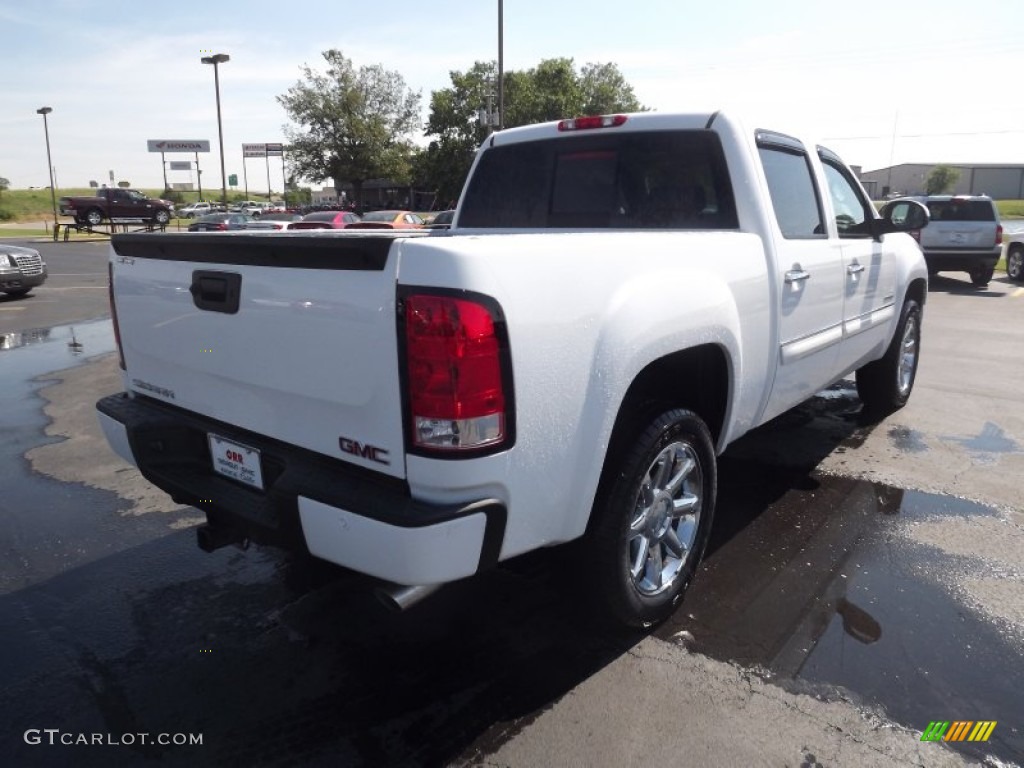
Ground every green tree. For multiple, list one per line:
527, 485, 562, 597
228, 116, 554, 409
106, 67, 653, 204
925, 165, 960, 195
415, 61, 497, 205
419, 59, 643, 205
277, 49, 422, 206
162, 187, 185, 205
579, 62, 642, 115
0, 178, 10, 221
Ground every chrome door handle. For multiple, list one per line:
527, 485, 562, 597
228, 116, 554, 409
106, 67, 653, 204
847, 264, 865, 275
785, 270, 811, 283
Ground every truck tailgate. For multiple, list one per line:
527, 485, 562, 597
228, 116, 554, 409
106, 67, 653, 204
110, 231, 418, 480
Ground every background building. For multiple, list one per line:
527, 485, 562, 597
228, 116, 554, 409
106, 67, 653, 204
859, 164, 1024, 200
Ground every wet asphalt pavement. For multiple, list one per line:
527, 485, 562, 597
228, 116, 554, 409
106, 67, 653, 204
1, 259, 1022, 765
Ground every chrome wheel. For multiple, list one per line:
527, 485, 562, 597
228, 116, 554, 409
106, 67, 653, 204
856, 298, 922, 415
1008, 248, 1024, 282
627, 440, 703, 596
896, 312, 919, 397
85, 208, 103, 227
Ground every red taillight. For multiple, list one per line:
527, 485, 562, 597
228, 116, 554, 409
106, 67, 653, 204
403, 294, 507, 451
557, 114, 628, 131
108, 262, 125, 370
217, 223, 228, 230
996, 224, 1003, 246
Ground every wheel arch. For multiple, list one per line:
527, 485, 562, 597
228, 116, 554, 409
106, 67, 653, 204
907, 275, 927, 309
586, 344, 731, 533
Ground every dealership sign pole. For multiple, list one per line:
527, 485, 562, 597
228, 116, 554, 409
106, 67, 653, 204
242, 143, 267, 201
148, 140, 210, 200
267, 143, 284, 205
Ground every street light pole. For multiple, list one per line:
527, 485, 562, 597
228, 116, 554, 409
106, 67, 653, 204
497, 0, 504, 130
36, 107, 58, 232
201, 53, 230, 205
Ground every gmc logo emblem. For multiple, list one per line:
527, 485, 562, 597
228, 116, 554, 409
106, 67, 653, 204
339, 436, 390, 465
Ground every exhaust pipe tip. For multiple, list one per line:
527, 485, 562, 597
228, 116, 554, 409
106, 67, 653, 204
374, 583, 443, 613
196, 523, 244, 553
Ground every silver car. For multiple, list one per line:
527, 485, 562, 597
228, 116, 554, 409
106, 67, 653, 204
0, 244, 48, 297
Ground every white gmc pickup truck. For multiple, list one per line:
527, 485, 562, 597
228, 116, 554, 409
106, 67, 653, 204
97, 111, 930, 626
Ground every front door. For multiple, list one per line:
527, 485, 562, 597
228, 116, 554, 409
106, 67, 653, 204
819, 149, 896, 368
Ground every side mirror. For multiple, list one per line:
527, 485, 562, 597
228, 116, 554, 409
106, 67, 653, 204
875, 199, 929, 238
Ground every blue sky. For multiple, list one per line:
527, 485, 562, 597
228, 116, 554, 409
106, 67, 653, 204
2, 0, 1022, 192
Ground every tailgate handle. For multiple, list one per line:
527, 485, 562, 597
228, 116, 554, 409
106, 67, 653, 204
190, 270, 241, 314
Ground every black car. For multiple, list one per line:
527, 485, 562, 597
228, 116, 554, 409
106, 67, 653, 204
423, 210, 455, 229
187, 213, 253, 232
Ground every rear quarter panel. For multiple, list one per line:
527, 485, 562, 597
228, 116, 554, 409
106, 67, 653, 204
398, 231, 771, 559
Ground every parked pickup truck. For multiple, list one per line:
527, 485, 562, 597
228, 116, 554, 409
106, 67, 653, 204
59, 188, 173, 227
97, 111, 929, 626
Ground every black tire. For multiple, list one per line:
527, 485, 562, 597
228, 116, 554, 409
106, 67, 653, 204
856, 298, 922, 415
153, 209, 170, 226
84, 208, 103, 227
3, 288, 30, 298
969, 265, 994, 287
587, 408, 717, 628
1007, 246, 1024, 283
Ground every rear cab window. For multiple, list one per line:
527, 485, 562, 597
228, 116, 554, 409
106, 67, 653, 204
459, 130, 738, 230
756, 132, 825, 239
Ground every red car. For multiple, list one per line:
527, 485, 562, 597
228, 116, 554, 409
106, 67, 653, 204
346, 210, 425, 230
290, 211, 362, 230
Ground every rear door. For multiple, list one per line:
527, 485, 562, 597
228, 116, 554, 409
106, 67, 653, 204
757, 132, 845, 421
107, 189, 132, 219
110, 231, 419, 479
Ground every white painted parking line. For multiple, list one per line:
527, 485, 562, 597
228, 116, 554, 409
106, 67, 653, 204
1012, 288, 1024, 298
0, 306, 26, 311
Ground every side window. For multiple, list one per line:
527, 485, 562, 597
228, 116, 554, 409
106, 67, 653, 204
758, 145, 825, 239
821, 160, 872, 237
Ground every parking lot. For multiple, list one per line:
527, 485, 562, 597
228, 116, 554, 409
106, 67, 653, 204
1, 238, 1022, 767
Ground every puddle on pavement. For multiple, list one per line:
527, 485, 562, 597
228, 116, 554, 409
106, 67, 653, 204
658, 461, 1023, 764
0, 319, 115, 455
943, 422, 1021, 456
0, 318, 114, 371
887, 425, 929, 453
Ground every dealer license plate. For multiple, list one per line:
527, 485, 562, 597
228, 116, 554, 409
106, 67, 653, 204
208, 434, 264, 490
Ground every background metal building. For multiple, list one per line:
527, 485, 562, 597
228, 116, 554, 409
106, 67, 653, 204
858, 164, 1024, 200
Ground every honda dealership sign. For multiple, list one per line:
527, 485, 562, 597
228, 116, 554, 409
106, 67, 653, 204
147, 140, 211, 153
